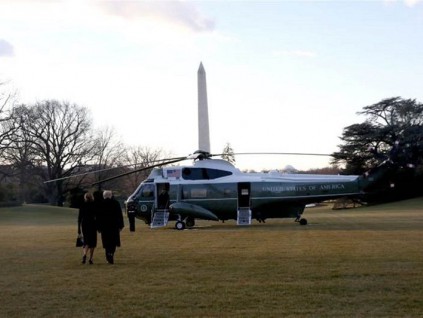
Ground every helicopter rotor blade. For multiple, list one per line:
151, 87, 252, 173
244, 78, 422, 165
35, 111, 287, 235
43, 156, 188, 184
91, 156, 188, 186
210, 152, 332, 157
44, 152, 332, 185
44, 166, 126, 184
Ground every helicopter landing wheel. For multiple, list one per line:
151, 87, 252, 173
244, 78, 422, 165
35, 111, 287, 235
175, 221, 186, 230
185, 217, 195, 228
299, 218, 308, 225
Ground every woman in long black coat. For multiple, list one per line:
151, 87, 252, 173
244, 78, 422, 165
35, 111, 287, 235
97, 190, 124, 264
77, 192, 98, 264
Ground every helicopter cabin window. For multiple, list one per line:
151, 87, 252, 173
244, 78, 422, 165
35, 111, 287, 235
182, 168, 232, 180
190, 188, 207, 198
181, 186, 207, 199
224, 188, 233, 197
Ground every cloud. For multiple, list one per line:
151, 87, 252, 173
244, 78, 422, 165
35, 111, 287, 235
384, 0, 422, 6
94, 1, 215, 32
0, 39, 14, 57
404, 0, 422, 6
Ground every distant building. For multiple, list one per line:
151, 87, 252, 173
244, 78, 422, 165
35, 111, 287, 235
282, 165, 298, 174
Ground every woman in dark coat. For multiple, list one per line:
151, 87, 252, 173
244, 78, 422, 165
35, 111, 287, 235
77, 192, 98, 264
97, 190, 124, 264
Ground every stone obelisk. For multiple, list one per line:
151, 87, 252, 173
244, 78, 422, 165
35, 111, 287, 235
197, 62, 211, 154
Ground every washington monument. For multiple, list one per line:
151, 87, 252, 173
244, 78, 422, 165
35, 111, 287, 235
197, 62, 211, 154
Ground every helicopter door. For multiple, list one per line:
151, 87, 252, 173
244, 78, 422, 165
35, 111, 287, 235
237, 182, 252, 225
151, 183, 170, 229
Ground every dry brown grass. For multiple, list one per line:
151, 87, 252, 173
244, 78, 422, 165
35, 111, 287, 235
1, 199, 423, 317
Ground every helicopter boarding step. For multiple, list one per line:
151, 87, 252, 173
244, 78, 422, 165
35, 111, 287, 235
150, 210, 170, 229
237, 207, 252, 225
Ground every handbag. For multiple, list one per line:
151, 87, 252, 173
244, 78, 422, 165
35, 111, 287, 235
76, 234, 84, 247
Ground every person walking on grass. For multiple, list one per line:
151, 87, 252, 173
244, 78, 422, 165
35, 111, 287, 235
77, 192, 98, 265
97, 190, 124, 264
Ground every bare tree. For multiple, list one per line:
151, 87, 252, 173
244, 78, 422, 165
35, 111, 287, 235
90, 126, 126, 191
122, 146, 168, 194
0, 81, 19, 156
0, 83, 27, 202
19, 100, 95, 205
1, 118, 39, 202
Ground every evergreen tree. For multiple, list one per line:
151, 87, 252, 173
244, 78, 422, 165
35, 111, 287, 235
332, 97, 423, 174
332, 97, 423, 200
221, 142, 236, 164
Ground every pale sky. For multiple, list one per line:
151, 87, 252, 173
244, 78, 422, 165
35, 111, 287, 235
1, 0, 423, 171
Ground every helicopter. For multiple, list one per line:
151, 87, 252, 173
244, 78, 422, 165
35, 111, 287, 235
96, 63, 401, 230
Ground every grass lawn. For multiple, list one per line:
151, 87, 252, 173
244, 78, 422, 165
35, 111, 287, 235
1, 199, 423, 317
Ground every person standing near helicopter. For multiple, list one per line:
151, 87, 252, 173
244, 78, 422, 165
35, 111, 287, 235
127, 207, 136, 232
97, 190, 124, 264
77, 192, 98, 264
157, 184, 170, 210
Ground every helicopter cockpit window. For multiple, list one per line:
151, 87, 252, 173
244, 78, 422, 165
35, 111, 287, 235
182, 168, 232, 180
139, 183, 154, 198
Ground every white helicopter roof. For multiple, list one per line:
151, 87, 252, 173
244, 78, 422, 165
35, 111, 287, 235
151, 158, 358, 184
192, 158, 241, 173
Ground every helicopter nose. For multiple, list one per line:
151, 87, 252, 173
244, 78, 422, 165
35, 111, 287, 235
126, 201, 136, 213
